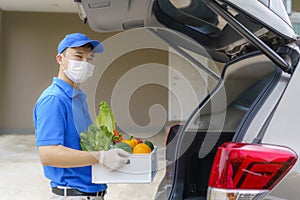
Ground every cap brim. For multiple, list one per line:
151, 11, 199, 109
69, 40, 104, 53
90, 40, 104, 53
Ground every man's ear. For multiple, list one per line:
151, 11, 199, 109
56, 54, 63, 65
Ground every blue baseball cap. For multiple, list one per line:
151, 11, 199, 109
57, 33, 104, 54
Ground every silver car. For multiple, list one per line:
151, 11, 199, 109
75, 0, 300, 199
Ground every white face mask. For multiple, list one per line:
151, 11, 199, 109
63, 58, 95, 84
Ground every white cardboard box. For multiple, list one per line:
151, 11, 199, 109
92, 147, 158, 183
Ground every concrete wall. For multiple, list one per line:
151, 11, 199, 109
293, 0, 300, 12
0, 11, 168, 133
0, 9, 2, 97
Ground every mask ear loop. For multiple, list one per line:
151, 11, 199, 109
60, 55, 68, 71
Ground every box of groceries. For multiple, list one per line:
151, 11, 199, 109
79, 101, 158, 183
92, 146, 157, 183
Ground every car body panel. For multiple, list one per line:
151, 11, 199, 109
261, 56, 300, 199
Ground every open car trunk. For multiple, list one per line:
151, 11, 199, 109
74, 0, 299, 199
157, 52, 280, 200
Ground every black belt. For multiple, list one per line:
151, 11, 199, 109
52, 187, 106, 197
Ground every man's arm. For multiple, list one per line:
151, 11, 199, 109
38, 145, 99, 168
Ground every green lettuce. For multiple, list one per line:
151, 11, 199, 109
95, 101, 116, 133
80, 101, 116, 151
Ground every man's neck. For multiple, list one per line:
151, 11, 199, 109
58, 69, 80, 90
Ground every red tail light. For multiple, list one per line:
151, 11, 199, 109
208, 142, 297, 200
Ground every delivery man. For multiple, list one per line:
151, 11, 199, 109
33, 33, 129, 200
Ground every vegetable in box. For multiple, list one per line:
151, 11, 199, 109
80, 101, 154, 154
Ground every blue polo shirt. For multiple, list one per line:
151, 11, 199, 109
33, 77, 107, 193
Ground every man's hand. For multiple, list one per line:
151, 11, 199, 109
99, 149, 130, 171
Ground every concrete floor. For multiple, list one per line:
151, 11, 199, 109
0, 132, 167, 200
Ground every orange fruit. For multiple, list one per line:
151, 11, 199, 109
131, 138, 139, 147
133, 143, 151, 154
121, 139, 138, 148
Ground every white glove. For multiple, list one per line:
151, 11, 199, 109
99, 148, 130, 171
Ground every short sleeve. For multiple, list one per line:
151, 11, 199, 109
34, 95, 67, 146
